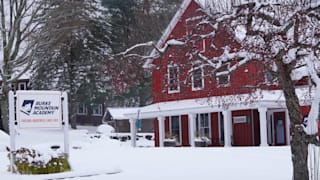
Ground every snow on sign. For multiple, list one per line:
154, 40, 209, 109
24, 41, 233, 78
16, 91, 62, 129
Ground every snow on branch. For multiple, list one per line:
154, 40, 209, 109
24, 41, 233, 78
117, 41, 154, 56
158, 39, 185, 53
113, 39, 185, 62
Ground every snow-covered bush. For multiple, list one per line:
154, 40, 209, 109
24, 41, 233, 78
96, 124, 115, 135
8, 147, 70, 174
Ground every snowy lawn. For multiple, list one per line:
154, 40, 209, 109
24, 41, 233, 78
0, 126, 292, 180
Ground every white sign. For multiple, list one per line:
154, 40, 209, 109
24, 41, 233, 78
9, 90, 69, 172
16, 91, 62, 129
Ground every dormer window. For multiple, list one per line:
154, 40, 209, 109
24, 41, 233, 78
168, 64, 180, 93
192, 67, 204, 91
217, 63, 230, 87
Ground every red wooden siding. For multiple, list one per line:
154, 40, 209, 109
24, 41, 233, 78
151, 1, 269, 104
150, 0, 315, 147
210, 112, 220, 146
165, 117, 170, 138
181, 115, 189, 146
253, 110, 261, 146
300, 106, 311, 117
154, 118, 159, 147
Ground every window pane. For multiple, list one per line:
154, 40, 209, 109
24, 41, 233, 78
168, 66, 179, 91
193, 68, 203, 89
78, 104, 86, 114
218, 75, 229, 85
196, 113, 210, 139
19, 83, 26, 90
93, 104, 103, 116
217, 63, 230, 86
170, 116, 180, 143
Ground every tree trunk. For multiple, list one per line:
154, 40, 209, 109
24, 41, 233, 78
69, 101, 77, 129
275, 58, 309, 180
0, 95, 9, 133
0, 84, 10, 133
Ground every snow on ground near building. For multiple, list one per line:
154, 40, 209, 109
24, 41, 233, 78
0, 126, 292, 180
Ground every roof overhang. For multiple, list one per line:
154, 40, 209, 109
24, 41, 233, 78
108, 88, 313, 120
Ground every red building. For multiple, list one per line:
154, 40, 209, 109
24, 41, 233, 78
114, 0, 314, 147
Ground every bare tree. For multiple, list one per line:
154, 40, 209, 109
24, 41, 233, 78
0, 0, 43, 132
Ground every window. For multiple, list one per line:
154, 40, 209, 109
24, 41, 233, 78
170, 116, 181, 144
217, 63, 230, 87
196, 113, 211, 143
265, 70, 277, 85
219, 112, 224, 144
168, 65, 180, 93
192, 67, 204, 90
11, 84, 16, 91
77, 104, 87, 115
18, 82, 26, 90
92, 104, 103, 116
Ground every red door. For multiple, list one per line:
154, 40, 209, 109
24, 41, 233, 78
273, 112, 286, 145
232, 116, 252, 146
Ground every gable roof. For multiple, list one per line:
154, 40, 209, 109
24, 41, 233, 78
143, 0, 195, 68
143, 0, 231, 68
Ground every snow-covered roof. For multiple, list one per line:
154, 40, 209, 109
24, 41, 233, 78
111, 88, 313, 120
0, 69, 31, 81
143, 0, 194, 68
107, 107, 141, 120
144, 0, 234, 68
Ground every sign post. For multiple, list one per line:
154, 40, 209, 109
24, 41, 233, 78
9, 90, 69, 172
8, 91, 16, 172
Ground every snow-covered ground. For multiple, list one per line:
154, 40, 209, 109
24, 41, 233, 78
0, 126, 292, 180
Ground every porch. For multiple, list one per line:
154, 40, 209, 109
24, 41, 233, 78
108, 89, 312, 147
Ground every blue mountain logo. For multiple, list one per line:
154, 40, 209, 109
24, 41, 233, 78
20, 100, 34, 115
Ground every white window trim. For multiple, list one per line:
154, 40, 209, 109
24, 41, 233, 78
77, 104, 87, 115
200, 39, 206, 53
169, 116, 182, 145
167, 64, 180, 94
18, 82, 27, 90
216, 63, 231, 87
196, 113, 211, 140
191, 66, 204, 91
92, 104, 103, 116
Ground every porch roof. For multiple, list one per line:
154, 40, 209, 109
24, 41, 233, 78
107, 107, 141, 120
109, 88, 312, 120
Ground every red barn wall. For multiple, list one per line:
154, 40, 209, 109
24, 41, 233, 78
151, 1, 270, 104
154, 119, 159, 147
